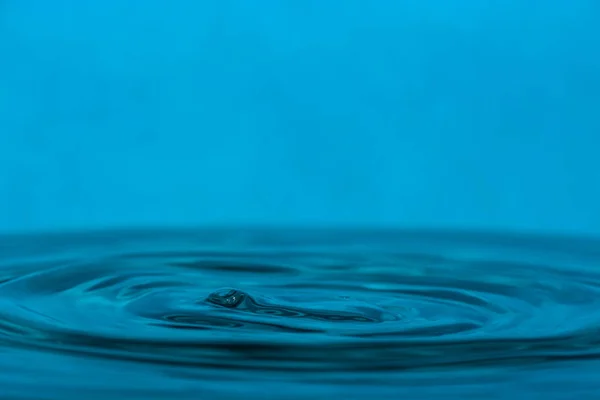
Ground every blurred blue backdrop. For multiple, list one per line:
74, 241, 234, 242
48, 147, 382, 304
0, 1, 599, 235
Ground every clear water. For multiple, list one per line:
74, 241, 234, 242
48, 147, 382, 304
1, 229, 600, 399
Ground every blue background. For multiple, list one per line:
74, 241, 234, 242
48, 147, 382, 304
1, 1, 599, 235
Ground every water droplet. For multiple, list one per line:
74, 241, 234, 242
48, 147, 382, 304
206, 288, 246, 308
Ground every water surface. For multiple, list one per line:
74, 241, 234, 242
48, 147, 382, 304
1, 228, 600, 399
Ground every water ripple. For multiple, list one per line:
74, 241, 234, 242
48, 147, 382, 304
1, 229, 600, 399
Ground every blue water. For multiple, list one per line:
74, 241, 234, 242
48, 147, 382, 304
1, 229, 600, 399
